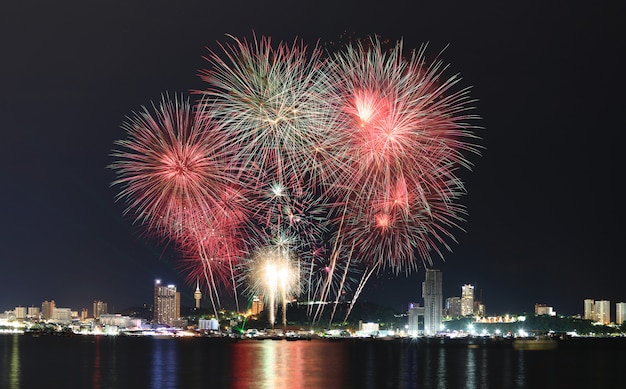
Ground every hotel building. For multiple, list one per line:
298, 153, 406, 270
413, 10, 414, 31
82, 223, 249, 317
153, 279, 180, 326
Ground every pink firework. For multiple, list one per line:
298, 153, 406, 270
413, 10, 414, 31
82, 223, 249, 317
324, 36, 480, 273
110, 95, 237, 240
175, 184, 250, 288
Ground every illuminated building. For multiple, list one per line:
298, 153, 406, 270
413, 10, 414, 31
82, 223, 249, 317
100, 314, 133, 328
52, 308, 72, 322
27, 306, 40, 319
199, 318, 219, 331
407, 302, 424, 336
41, 300, 56, 320
251, 295, 263, 315
616, 302, 626, 326
93, 300, 108, 319
535, 303, 556, 316
153, 279, 180, 325
422, 268, 442, 335
461, 284, 474, 316
475, 302, 486, 317
446, 297, 462, 318
584, 299, 595, 320
81, 308, 88, 322
14, 306, 26, 320
193, 280, 202, 309
595, 300, 610, 324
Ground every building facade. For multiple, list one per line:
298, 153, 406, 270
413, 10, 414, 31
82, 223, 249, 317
616, 302, 626, 326
445, 297, 462, 318
595, 300, 610, 324
535, 303, 556, 316
153, 279, 180, 326
14, 306, 26, 320
93, 300, 108, 319
407, 302, 425, 336
27, 306, 40, 319
251, 296, 264, 315
41, 300, 56, 320
461, 284, 474, 317
584, 299, 595, 320
422, 269, 442, 335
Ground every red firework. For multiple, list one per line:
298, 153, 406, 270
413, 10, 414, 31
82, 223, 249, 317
110, 94, 237, 240
324, 36, 480, 272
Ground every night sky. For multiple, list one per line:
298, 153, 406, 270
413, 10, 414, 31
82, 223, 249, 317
1, 1, 624, 317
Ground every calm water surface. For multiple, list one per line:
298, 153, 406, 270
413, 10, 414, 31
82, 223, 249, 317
1, 334, 625, 388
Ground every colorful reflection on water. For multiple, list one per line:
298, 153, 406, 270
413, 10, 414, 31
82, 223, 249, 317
1, 335, 626, 388
231, 339, 348, 388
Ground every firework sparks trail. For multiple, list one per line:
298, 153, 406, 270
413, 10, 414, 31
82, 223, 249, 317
110, 34, 480, 327
177, 205, 248, 317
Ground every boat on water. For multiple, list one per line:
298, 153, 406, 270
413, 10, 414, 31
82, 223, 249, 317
512, 336, 558, 350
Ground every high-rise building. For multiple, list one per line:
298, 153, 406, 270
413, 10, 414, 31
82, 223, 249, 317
93, 300, 108, 319
461, 284, 475, 316
251, 296, 263, 315
153, 279, 180, 325
445, 297, 462, 318
41, 300, 55, 320
81, 308, 89, 322
14, 306, 26, 320
475, 302, 486, 317
595, 300, 610, 324
616, 302, 626, 326
194, 280, 202, 309
584, 299, 595, 320
422, 268, 442, 336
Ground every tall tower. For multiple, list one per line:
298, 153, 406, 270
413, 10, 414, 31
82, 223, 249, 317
194, 280, 202, 309
422, 268, 442, 336
153, 279, 180, 325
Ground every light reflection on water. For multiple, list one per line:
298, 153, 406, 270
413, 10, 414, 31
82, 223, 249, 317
231, 339, 348, 388
10, 334, 20, 389
150, 338, 178, 389
2, 336, 626, 388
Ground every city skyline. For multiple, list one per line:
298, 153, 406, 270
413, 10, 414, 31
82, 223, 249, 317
3, 276, 625, 325
1, 2, 624, 316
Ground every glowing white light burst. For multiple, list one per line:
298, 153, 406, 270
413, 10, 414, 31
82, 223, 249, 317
245, 245, 300, 328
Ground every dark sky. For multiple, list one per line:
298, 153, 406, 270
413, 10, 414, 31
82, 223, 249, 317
1, 1, 624, 317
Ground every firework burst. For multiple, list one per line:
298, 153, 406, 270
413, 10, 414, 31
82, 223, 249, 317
198, 34, 343, 191
110, 95, 238, 240
324, 37, 480, 273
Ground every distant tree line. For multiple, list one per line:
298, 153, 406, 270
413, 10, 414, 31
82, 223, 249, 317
443, 315, 626, 335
